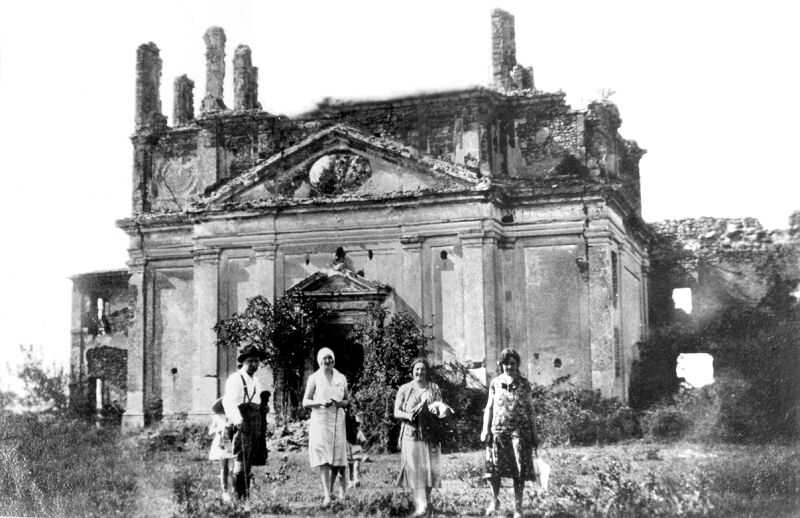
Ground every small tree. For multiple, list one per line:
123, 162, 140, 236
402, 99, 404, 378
349, 305, 425, 451
1, 345, 68, 414
214, 294, 325, 422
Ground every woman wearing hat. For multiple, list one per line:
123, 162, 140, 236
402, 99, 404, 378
480, 348, 538, 518
222, 344, 269, 499
302, 347, 350, 507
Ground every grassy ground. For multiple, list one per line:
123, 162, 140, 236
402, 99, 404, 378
1, 417, 798, 517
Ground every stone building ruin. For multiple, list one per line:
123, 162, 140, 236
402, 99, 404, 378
70, 10, 651, 427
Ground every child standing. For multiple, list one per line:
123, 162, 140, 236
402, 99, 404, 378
346, 411, 368, 488
208, 400, 235, 501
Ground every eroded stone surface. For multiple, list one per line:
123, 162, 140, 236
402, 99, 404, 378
172, 75, 194, 126
201, 26, 226, 112
233, 45, 259, 111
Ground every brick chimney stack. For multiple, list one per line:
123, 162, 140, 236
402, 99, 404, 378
233, 45, 260, 111
201, 27, 227, 113
135, 43, 167, 131
491, 9, 517, 91
173, 75, 195, 125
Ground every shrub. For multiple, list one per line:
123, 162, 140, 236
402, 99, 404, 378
641, 405, 693, 441
532, 377, 641, 447
349, 306, 425, 452
215, 294, 326, 421
633, 272, 800, 442
640, 369, 785, 443
428, 361, 487, 452
145, 423, 212, 454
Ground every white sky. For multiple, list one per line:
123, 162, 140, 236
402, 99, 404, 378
0, 0, 798, 379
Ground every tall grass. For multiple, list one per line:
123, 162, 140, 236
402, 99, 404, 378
0, 415, 138, 517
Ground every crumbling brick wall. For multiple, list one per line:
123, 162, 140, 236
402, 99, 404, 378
648, 217, 799, 325
70, 271, 133, 415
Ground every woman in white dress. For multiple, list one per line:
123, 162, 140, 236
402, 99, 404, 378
302, 347, 350, 507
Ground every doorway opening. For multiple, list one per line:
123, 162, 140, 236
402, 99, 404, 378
315, 321, 364, 385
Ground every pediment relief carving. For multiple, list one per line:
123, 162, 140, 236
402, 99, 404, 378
289, 268, 391, 299
193, 124, 485, 210
308, 152, 372, 196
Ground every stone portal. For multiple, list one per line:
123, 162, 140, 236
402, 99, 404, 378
290, 266, 392, 380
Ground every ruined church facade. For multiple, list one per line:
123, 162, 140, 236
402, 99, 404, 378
70, 10, 650, 427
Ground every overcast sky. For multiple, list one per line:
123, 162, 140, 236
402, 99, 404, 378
0, 0, 797, 379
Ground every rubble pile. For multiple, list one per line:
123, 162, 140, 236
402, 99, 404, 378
267, 419, 309, 452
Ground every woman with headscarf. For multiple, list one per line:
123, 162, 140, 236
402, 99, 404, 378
394, 357, 451, 517
481, 348, 538, 518
302, 347, 349, 507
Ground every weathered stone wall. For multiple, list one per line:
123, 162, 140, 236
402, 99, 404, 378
69, 270, 133, 413
649, 217, 798, 324
150, 267, 194, 421
502, 96, 581, 178
309, 92, 496, 175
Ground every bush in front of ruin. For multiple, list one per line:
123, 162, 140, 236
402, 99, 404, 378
632, 273, 800, 442
531, 376, 641, 447
348, 305, 425, 452
214, 294, 326, 422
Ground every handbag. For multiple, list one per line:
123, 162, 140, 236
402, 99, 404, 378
533, 457, 551, 492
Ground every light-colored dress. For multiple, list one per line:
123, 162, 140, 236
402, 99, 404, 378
306, 368, 348, 467
208, 413, 234, 460
395, 381, 443, 489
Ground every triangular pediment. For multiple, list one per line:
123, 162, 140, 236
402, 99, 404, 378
288, 268, 391, 298
192, 124, 486, 210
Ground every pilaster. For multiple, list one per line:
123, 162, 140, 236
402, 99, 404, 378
460, 229, 500, 378
253, 245, 277, 303
588, 244, 616, 397
400, 235, 423, 317
122, 257, 147, 429
191, 248, 220, 417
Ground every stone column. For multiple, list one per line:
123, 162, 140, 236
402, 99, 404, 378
253, 245, 277, 302
135, 43, 167, 132
234, 45, 259, 111
400, 235, 423, 318
122, 257, 147, 429
588, 244, 616, 397
641, 258, 650, 342
173, 75, 195, 126
69, 282, 87, 411
191, 249, 220, 420
460, 230, 499, 378
201, 27, 227, 113
491, 9, 516, 91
